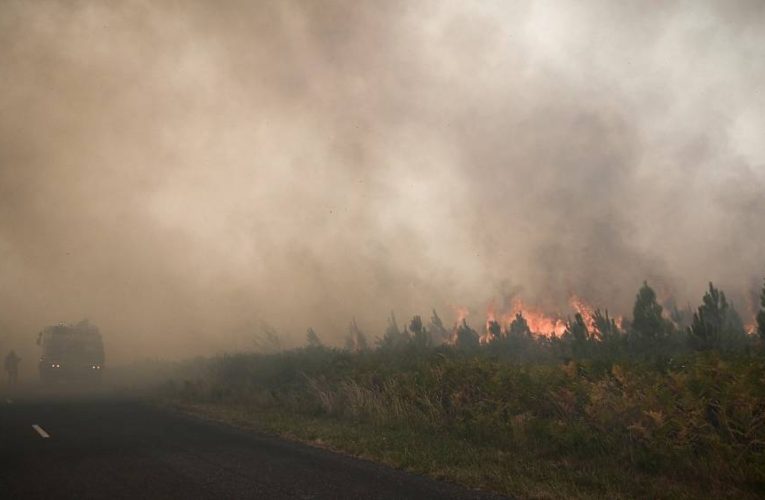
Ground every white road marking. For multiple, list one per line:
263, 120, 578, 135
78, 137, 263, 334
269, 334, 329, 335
32, 424, 50, 438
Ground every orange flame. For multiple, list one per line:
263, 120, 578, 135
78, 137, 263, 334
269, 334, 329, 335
614, 315, 625, 330
504, 299, 567, 337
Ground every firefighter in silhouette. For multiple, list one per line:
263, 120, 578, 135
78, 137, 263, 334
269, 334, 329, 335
5, 350, 20, 385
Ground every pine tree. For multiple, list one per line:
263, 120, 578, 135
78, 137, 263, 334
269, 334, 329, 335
563, 313, 591, 357
344, 332, 356, 351
428, 309, 449, 344
689, 282, 747, 351
631, 281, 668, 341
488, 313, 532, 354
507, 312, 531, 337
254, 323, 282, 353
566, 313, 590, 344
355, 326, 368, 352
486, 320, 502, 343
592, 309, 620, 341
409, 315, 431, 349
758, 279, 765, 341
379, 311, 411, 350
455, 319, 479, 350
345, 318, 368, 352
306, 327, 322, 348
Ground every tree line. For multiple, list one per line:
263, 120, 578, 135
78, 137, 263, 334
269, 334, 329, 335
304, 279, 765, 359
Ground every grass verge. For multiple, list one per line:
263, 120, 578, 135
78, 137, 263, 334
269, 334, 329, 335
165, 398, 748, 499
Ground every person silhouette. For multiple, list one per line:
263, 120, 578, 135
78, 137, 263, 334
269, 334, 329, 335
5, 350, 21, 385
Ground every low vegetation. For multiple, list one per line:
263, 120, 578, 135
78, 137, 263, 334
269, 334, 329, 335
156, 281, 765, 498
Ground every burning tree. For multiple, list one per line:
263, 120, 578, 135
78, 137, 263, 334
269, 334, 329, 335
482, 320, 502, 344
688, 283, 748, 351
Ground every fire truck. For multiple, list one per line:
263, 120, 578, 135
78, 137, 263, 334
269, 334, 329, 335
37, 320, 105, 383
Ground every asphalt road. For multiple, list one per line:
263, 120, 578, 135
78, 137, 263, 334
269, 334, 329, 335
0, 390, 501, 499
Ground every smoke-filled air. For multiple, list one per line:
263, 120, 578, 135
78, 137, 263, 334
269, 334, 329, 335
1, 0, 764, 364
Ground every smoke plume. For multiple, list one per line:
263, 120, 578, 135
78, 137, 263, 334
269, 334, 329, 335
1, 0, 763, 363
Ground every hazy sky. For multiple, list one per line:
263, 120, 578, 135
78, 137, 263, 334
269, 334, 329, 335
1, 0, 763, 363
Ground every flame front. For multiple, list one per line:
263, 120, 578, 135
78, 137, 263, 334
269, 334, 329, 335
451, 295, 614, 340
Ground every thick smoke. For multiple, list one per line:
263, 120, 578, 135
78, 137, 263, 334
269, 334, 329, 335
1, 0, 763, 365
